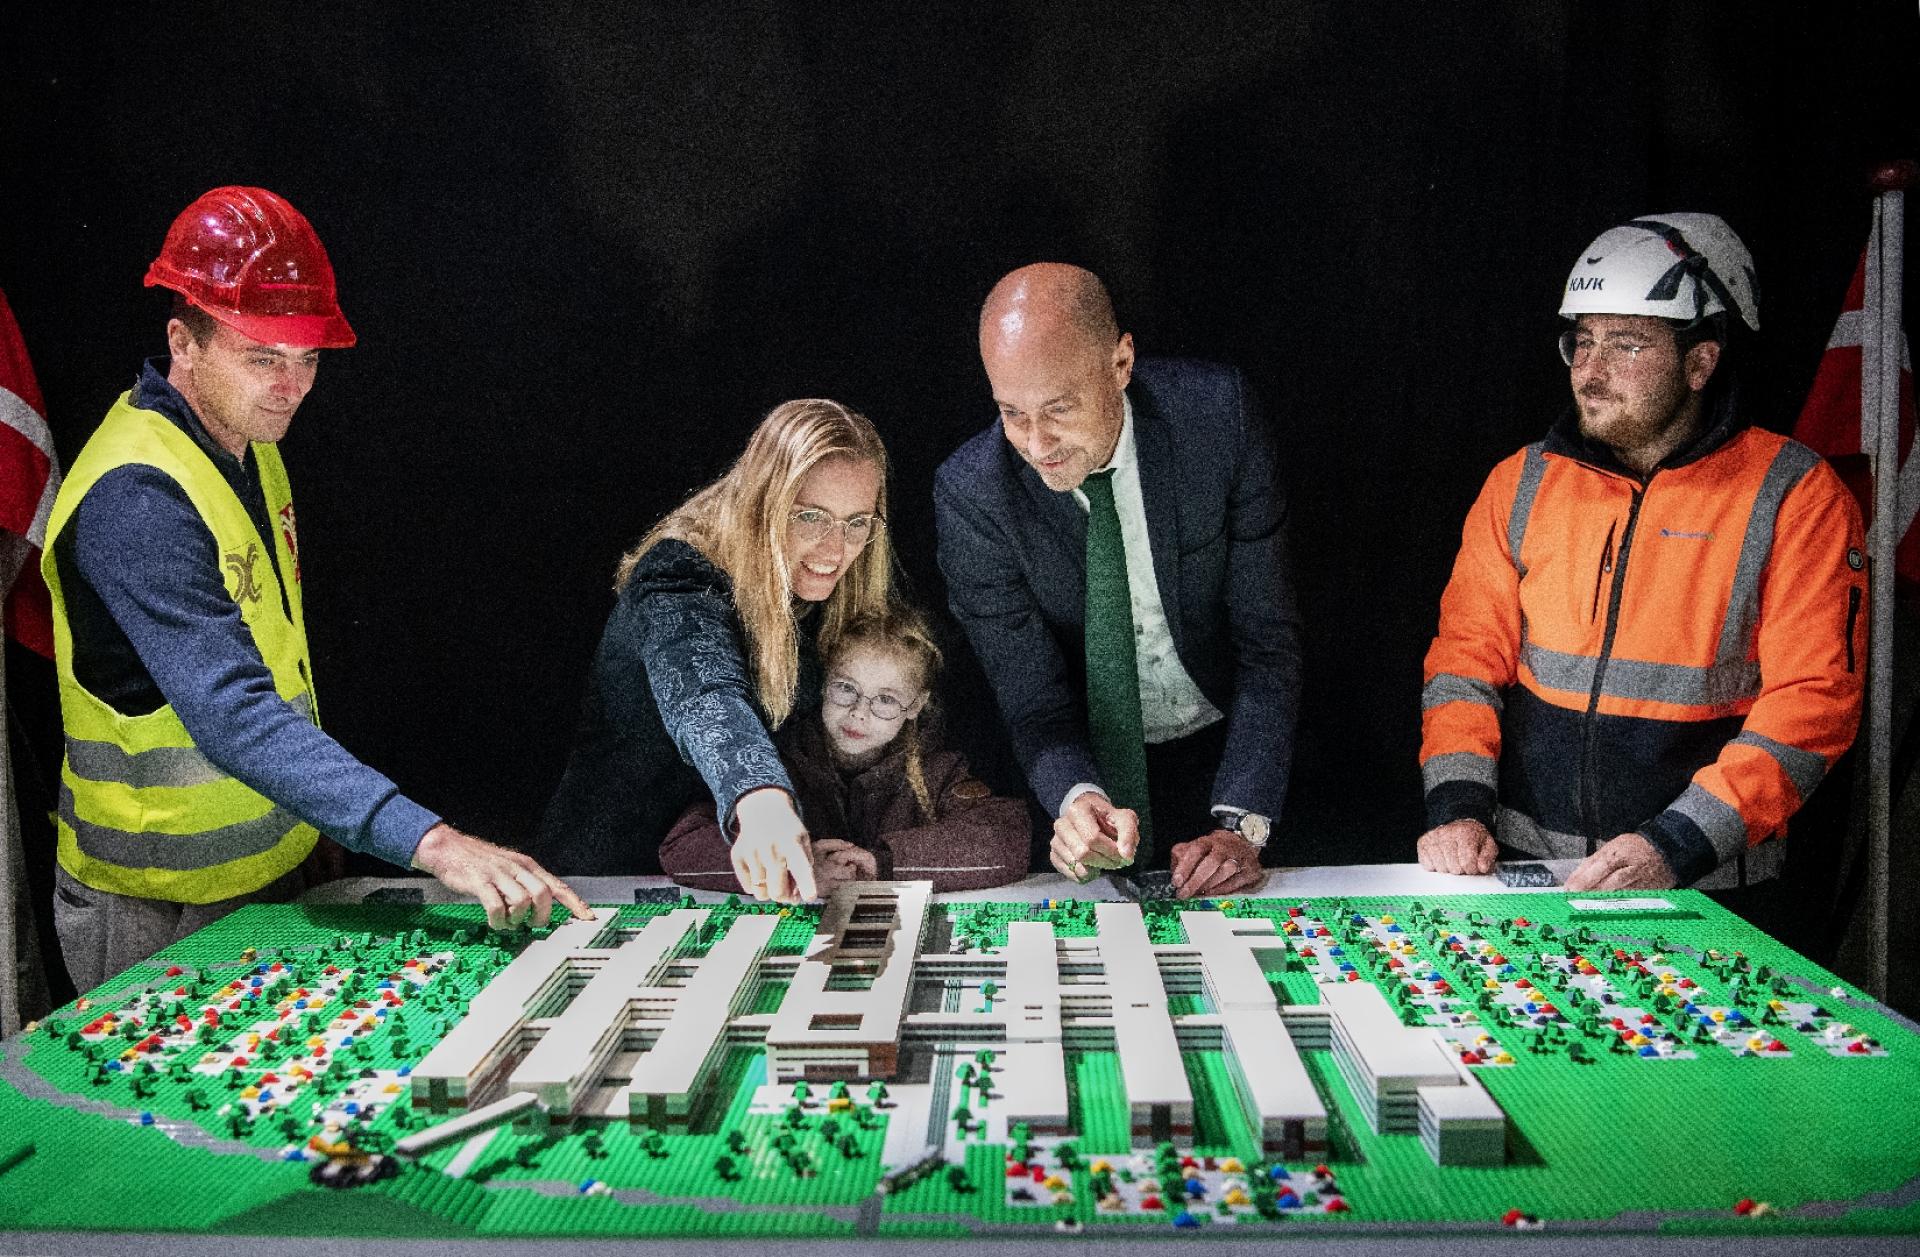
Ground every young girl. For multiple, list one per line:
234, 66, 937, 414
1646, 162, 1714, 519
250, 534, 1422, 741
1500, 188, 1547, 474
660, 604, 1031, 894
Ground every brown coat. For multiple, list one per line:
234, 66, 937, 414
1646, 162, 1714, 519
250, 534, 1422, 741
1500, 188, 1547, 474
660, 717, 1033, 892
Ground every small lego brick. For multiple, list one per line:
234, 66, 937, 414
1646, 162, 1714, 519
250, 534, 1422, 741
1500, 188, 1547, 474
1496, 863, 1559, 888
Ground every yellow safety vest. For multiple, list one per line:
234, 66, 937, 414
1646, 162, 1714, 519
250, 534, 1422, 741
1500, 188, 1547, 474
42, 393, 320, 902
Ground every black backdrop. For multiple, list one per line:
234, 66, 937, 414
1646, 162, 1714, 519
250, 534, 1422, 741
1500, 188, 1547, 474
4, 4, 1915, 875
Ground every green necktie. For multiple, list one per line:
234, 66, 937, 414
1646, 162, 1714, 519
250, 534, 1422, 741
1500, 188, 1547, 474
1082, 469, 1153, 862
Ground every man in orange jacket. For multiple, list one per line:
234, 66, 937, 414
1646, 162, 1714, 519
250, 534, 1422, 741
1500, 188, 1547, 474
1417, 213, 1867, 902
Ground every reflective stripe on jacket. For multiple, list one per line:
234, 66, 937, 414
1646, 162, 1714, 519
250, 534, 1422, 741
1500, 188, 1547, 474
42, 393, 319, 903
1420, 417, 1866, 887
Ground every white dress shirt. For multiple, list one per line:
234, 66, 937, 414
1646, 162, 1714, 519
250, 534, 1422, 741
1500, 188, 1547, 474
1060, 397, 1224, 815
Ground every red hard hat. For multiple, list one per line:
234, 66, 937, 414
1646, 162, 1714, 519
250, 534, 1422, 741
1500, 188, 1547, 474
144, 186, 355, 349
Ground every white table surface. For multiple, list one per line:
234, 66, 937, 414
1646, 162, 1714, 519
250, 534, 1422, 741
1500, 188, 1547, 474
299, 861, 1584, 907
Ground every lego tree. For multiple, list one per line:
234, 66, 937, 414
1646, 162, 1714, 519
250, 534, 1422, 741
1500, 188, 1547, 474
131, 1063, 160, 1099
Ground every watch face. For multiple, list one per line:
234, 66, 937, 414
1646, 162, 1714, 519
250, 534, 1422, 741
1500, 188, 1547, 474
1239, 813, 1271, 847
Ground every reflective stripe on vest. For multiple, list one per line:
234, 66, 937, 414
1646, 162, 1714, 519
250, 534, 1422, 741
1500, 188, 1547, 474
1730, 730, 1828, 805
1505, 439, 1817, 711
1422, 750, 1497, 792
1712, 443, 1822, 669
62, 692, 317, 790
1519, 641, 1760, 707
42, 395, 319, 903
58, 783, 308, 871
1421, 672, 1503, 713
1505, 442, 1549, 579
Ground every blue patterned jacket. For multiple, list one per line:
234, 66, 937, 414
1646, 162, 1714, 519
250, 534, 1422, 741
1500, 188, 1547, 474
538, 539, 815, 874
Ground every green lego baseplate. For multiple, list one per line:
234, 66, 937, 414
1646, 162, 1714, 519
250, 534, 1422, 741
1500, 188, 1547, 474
0, 888, 1916, 1241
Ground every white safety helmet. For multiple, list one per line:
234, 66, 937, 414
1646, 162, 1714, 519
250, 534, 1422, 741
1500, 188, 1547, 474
1559, 212, 1759, 332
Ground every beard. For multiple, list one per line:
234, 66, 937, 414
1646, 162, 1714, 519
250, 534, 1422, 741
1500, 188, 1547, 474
1575, 367, 1695, 462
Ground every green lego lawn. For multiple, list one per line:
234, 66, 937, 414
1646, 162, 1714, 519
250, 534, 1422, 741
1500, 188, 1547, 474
0, 890, 1915, 1240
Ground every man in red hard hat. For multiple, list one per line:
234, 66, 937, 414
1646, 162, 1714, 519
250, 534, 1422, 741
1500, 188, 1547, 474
41, 187, 591, 990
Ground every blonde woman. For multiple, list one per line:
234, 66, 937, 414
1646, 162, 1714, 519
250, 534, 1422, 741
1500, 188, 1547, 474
539, 400, 892, 901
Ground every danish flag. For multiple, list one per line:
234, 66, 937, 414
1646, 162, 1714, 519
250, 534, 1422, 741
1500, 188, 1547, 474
1792, 231, 1919, 588
0, 289, 58, 657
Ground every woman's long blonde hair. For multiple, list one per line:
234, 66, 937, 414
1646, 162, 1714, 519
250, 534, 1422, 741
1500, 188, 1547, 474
616, 399, 892, 727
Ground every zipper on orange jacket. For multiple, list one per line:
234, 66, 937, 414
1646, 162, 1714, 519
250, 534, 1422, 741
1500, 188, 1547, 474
1580, 480, 1646, 851
1590, 519, 1617, 624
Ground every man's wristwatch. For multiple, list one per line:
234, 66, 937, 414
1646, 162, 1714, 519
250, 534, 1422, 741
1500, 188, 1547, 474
1214, 809, 1271, 850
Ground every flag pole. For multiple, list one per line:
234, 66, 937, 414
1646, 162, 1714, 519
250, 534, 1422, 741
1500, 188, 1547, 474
0, 559, 20, 1036
1863, 159, 1914, 1001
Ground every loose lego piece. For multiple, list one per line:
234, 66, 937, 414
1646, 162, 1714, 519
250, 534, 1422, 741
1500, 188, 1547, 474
1495, 863, 1559, 888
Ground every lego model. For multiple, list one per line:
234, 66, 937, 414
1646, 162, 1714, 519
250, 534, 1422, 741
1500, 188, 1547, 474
0, 884, 1916, 1243
763, 882, 930, 1083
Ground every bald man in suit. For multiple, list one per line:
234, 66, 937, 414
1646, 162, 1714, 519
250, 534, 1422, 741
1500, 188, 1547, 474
935, 264, 1303, 898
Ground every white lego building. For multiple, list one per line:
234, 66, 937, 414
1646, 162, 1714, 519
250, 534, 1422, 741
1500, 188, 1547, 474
408, 881, 1506, 1166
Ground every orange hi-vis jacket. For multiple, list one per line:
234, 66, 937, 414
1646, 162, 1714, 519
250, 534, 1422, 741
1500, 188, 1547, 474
1420, 407, 1866, 888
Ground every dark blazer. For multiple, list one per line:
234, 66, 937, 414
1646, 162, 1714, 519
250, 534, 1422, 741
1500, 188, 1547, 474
933, 356, 1303, 823
538, 539, 814, 876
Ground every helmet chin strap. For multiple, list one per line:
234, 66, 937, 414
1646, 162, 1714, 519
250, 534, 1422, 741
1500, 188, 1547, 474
1625, 218, 1748, 329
